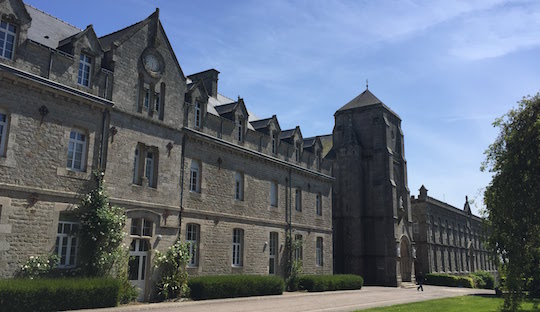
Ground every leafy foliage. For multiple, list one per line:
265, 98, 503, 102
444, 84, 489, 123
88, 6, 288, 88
482, 94, 540, 311
77, 170, 128, 278
153, 239, 191, 300
188, 275, 284, 300
285, 233, 303, 291
424, 273, 475, 288
0, 278, 121, 311
16, 254, 59, 279
298, 274, 364, 292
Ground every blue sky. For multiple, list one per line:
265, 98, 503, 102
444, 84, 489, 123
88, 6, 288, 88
26, 0, 540, 216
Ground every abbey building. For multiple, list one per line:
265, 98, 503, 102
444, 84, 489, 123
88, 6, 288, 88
0, 1, 493, 300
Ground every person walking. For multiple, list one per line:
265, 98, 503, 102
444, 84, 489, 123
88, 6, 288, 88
417, 272, 425, 291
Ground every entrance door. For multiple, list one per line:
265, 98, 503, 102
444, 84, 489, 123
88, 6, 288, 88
269, 232, 278, 274
129, 239, 149, 301
400, 238, 412, 282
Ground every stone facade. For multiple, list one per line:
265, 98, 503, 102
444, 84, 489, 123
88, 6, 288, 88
0, 1, 333, 300
411, 186, 495, 275
330, 90, 414, 286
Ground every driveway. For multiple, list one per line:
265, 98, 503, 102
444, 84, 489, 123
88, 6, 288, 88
76, 286, 494, 312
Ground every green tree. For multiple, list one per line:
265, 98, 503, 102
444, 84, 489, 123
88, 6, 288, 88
482, 94, 540, 311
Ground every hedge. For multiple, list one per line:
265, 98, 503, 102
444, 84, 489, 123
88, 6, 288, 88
188, 275, 284, 300
470, 271, 495, 289
299, 274, 364, 292
0, 278, 121, 312
425, 273, 474, 288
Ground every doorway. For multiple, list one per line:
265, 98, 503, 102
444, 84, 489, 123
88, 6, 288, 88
400, 237, 412, 282
129, 239, 150, 301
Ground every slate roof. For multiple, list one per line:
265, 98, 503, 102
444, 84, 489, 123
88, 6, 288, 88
337, 89, 383, 111
25, 4, 81, 49
214, 102, 237, 115
279, 128, 296, 140
319, 134, 334, 158
303, 137, 316, 148
98, 20, 144, 50
250, 117, 272, 130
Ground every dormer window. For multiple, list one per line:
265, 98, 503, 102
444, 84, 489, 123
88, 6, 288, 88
295, 142, 301, 162
316, 151, 322, 170
0, 21, 16, 60
237, 119, 244, 142
77, 54, 91, 87
195, 102, 201, 128
271, 132, 277, 154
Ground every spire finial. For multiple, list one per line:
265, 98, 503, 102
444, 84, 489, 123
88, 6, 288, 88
366, 79, 368, 90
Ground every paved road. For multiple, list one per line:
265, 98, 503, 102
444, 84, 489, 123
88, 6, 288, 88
77, 286, 494, 312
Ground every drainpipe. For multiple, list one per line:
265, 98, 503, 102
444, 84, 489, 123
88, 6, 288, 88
98, 109, 109, 170
178, 133, 187, 232
47, 49, 53, 79
287, 168, 292, 270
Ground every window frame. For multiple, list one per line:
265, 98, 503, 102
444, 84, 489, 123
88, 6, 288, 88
271, 132, 277, 154
130, 218, 153, 237
55, 221, 79, 268
186, 223, 200, 267
190, 160, 201, 193
316, 193, 322, 216
0, 110, 8, 157
195, 102, 201, 128
232, 228, 244, 266
77, 54, 92, 87
236, 119, 243, 142
270, 181, 278, 207
295, 188, 302, 212
316, 237, 323, 266
269, 232, 278, 274
0, 20, 16, 60
66, 129, 87, 172
294, 234, 303, 262
235, 171, 244, 201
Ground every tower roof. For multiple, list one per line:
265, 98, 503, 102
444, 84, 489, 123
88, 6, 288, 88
337, 89, 383, 111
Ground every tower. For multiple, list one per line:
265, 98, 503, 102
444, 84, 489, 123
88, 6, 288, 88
331, 88, 414, 286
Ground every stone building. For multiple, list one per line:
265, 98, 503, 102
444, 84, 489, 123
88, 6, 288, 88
411, 185, 495, 275
329, 89, 415, 286
0, 1, 333, 300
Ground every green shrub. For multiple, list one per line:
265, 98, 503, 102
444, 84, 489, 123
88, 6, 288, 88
425, 273, 474, 288
470, 271, 495, 289
299, 274, 364, 292
188, 275, 284, 300
0, 278, 121, 312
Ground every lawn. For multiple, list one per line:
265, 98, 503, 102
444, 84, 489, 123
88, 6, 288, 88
358, 295, 538, 312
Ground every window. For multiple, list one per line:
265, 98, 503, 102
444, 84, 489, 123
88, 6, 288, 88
232, 228, 244, 266
154, 92, 160, 116
0, 111, 8, 157
186, 224, 199, 267
190, 160, 201, 193
131, 218, 153, 237
295, 188, 302, 212
316, 193, 322, 216
295, 143, 301, 162
271, 132, 277, 154
269, 232, 278, 274
316, 151, 322, 170
55, 221, 78, 268
66, 129, 86, 171
133, 144, 158, 187
235, 172, 244, 201
316, 237, 323, 266
237, 119, 243, 142
195, 102, 201, 127
294, 234, 303, 262
0, 21, 16, 60
143, 87, 150, 112
77, 54, 91, 87
270, 181, 278, 207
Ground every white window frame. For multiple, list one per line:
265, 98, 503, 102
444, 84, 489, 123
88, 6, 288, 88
66, 129, 86, 172
232, 228, 244, 266
55, 221, 79, 268
190, 160, 200, 192
77, 54, 91, 87
295, 188, 302, 212
270, 181, 278, 207
130, 218, 153, 237
316, 237, 323, 266
186, 223, 199, 267
195, 102, 201, 128
235, 172, 244, 201
316, 193, 322, 216
0, 20, 16, 60
0, 111, 8, 157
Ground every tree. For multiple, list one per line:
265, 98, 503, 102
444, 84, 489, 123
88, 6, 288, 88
482, 93, 540, 311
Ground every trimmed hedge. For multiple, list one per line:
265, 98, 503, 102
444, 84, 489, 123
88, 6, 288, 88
470, 271, 495, 289
425, 273, 474, 288
0, 278, 121, 312
188, 275, 284, 300
299, 274, 364, 292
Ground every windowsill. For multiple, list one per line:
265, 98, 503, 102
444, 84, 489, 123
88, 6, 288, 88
0, 155, 15, 168
189, 191, 205, 201
131, 183, 158, 190
233, 199, 246, 207
56, 167, 91, 180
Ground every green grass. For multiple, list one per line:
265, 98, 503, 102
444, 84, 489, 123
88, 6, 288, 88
358, 295, 538, 312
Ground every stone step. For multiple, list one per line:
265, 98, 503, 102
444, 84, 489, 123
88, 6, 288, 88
401, 282, 417, 289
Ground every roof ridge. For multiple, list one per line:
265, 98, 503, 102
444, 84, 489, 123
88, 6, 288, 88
25, 4, 81, 32
98, 19, 142, 40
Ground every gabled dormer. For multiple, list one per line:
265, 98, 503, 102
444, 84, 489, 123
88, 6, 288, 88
215, 97, 249, 143
250, 114, 281, 155
184, 79, 209, 129
303, 136, 323, 170
280, 126, 303, 162
0, 0, 31, 61
57, 25, 103, 90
